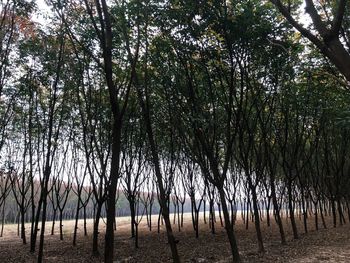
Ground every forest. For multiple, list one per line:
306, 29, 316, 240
0, 0, 350, 262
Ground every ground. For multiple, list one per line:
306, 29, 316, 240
0, 212, 349, 262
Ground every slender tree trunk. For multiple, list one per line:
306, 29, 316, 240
314, 201, 319, 231
29, 189, 35, 249
135, 223, 139, 248
271, 180, 286, 244
266, 198, 271, 227
177, 202, 181, 232
180, 202, 184, 228
287, 181, 298, 239
17, 210, 20, 237
157, 208, 162, 234
59, 209, 64, 240
149, 202, 153, 231
248, 178, 265, 253
209, 199, 215, 234
51, 209, 57, 235
104, 119, 122, 263
21, 207, 26, 244
93, 202, 102, 256
346, 201, 350, 222
301, 191, 308, 234
203, 200, 207, 224
146, 204, 150, 229
191, 198, 196, 231
245, 198, 249, 230
218, 188, 241, 262
217, 202, 224, 227
230, 201, 234, 227
83, 205, 87, 236
129, 199, 135, 238
195, 209, 199, 238
331, 199, 337, 228
0, 201, 5, 237
337, 199, 345, 226
73, 200, 80, 246
173, 202, 176, 225
38, 187, 49, 263
31, 196, 42, 252
242, 200, 245, 224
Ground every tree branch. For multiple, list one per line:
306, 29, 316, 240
330, 0, 346, 38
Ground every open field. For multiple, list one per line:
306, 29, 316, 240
0, 212, 350, 262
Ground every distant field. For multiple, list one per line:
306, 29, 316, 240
0, 212, 350, 262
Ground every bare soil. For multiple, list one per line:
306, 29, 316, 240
0, 212, 349, 262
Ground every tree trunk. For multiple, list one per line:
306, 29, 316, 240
157, 208, 162, 234
287, 181, 298, 239
337, 199, 346, 226
346, 201, 350, 222
0, 201, 5, 237
149, 202, 153, 231
248, 177, 265, 253
177, 202, 181, 232
331, 199, 337, 228
38, 188, 49, 263
218, 188, 241, 262
319, 199, 327, 229
245, 199, 249, 230
266, 198, 271, 227
203, 200, 207, 224
129, 199, 135, 238
181, 202, 184, 228
195, 209, 199, 238
173, 202, 177, 225
301, 191, 308, 234
135, 223, 139, 248
217, 202, 224, 227
314, 201, 319, 231
30, 195, 43, 252
104, 117, 122, 263
93, 202, 102, 256
83, 206, 87, 236
59, 210, 64, 240
209, 199, 215, 234
21, 207, 26, 244
73, 200, 80, 246
271, 179, 286, 244
51, 209, 57, 236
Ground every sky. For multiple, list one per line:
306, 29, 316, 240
32, 0, 51, 25
32, 0, 311, 28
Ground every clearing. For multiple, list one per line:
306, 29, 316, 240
0, 213, 349, 262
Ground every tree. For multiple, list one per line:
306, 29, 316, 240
270, 0, 350, 82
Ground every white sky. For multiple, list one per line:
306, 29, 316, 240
32, 0, 52, 26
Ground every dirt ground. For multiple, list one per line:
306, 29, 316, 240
0, 212, 349, 262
